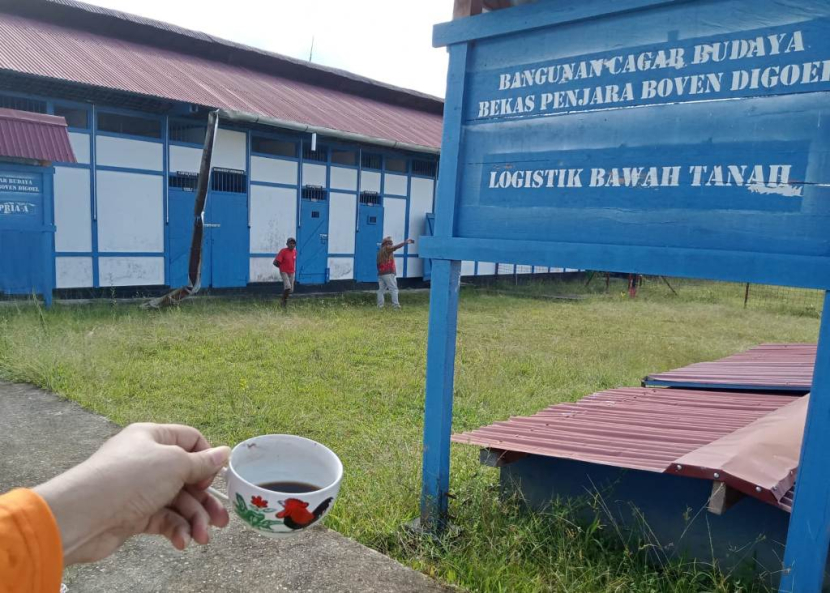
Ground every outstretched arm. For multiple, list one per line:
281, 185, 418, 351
392, 239, 415, 251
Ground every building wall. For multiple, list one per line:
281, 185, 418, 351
4, 89, 570, 291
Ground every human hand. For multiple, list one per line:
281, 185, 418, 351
406, 239, 415, 244
34, 423, 231, 565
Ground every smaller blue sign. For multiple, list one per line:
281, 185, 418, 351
0, 200, 38, 217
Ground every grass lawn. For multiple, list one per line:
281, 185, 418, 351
0, 277, 820, 592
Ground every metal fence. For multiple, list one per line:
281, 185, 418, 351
607, 274, 825, 316
484, 271, 824, 316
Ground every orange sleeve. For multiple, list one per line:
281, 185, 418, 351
0, 489, 63, 593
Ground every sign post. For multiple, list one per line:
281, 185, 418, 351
421, 0, 830, 588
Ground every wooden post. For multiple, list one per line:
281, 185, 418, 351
420, 259, 462, 531
420, 42, 469, 532
453, 0, 483, 19
708, 482, 745, 516
780, 291, 830, 592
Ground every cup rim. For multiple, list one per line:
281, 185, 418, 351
228, 434, 343, 496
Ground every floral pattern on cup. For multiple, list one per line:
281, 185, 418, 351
233, 494, 284, 532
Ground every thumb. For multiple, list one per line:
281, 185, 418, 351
183, 446, 231, 484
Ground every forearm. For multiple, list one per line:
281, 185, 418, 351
34, 462, 124, 565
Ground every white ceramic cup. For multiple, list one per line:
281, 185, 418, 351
223, 434, 343, 538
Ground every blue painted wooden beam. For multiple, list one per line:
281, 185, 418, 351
433, 0, 692, 47
419, 42, 470, 532
780, 292, 830, 593
420, 259, 462, 530
420, 236, 830, 290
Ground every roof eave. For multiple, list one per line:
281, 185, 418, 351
219, 109, 441, 155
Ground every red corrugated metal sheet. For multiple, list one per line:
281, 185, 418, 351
0, 11, 443, 150
643, 343, 816, 392
0, 108, 76, 163
453, 387, 799, 510
666, 395, 806, 505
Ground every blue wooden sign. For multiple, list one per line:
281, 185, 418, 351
419, 1, 830, 591
0, 166, 54, 306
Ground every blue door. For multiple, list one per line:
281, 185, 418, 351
297, 190, 329, 284
207, 190, 248, 288
355, 202, 384, 282
168, 174, 248, 289
168, 186, 212, 288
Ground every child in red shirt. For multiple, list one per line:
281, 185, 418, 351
273, 238, 297, 308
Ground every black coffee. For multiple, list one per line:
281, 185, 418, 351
258, 481, 320, 493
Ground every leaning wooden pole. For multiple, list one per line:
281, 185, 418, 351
143, 110, 219, 309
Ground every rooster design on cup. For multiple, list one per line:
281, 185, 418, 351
277, 497, 334, 529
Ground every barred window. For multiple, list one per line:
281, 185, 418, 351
361, 152, 382, 170
412, 159, 438, 178
169, 171, 199, 191
359, 191, 381, 206
211, 168, 247, 193
0, 95, 46, 114
302, 185, 327, 201
303, 144, 328, 163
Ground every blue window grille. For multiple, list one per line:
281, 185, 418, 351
210, 168, 247, 193
0, 94, 46, 113
169, 171, 199, 191
412, 159, 438, 178
359, 191, 381, 206
302, 185, 327, 201
361, 152, 382, 170
303, 144, 328, 163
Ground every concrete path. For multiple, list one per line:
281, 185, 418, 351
0, 382, 453, 593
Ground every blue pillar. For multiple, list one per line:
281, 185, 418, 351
420, 258, 462, 530
780, 291, 830, 592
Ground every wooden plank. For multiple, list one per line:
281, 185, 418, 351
708, 482, 746, 516
480, 448, 528, 467
453, 0, 483, 19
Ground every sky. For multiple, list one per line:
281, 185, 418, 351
81, 0, 453, 98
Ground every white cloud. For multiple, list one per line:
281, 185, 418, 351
79, 0, 452, 98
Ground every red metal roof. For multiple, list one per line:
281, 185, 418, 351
643, 343, 816, 392
0, 11, 443, 151
453, 387, 800, 510
0, 108, 76, 163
